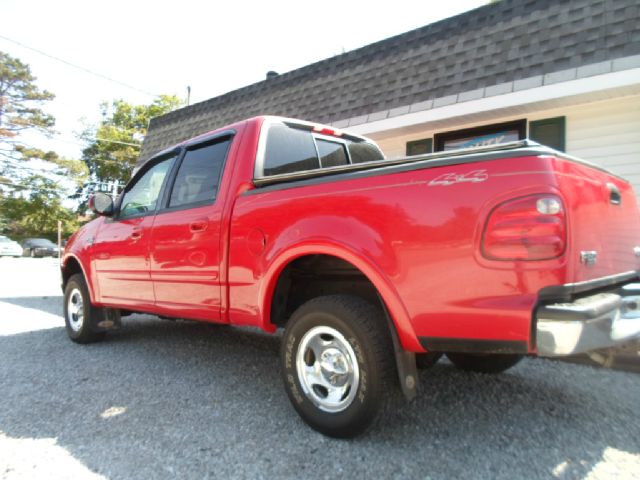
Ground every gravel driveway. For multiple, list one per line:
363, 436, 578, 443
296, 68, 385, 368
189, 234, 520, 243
1, 258, 639, 479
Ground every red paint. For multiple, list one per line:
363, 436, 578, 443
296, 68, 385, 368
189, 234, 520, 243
62, 116, 640, 354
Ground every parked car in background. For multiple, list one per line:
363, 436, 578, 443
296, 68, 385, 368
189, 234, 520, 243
0, 236, 23, 258
22, 238, 60, 258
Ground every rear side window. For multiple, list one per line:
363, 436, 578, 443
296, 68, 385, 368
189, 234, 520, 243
263, 125, 319, 176
169, 139, 231, 208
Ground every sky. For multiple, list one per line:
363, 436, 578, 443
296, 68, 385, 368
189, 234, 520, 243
1, 0, 488, 160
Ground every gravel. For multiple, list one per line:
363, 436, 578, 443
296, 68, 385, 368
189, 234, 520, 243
1, 258, 639, 479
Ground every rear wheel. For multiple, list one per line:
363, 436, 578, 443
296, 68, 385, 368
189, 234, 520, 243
281, 295, 396, 438
63, 274, 109, 344
446, 353, 523, 374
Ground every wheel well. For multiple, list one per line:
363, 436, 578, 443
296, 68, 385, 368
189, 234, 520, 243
270, 254, 383, 328
61, 257, 83, 290
270, 254, 419, 400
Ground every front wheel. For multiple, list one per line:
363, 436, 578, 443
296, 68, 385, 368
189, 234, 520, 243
446, 352, 523, 374
63, 274, 108, 344
281, 295, 396, 438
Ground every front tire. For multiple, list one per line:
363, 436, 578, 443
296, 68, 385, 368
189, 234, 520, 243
446, 352, 523, 373
281, 295, 396, 438
63, 274, 107, 344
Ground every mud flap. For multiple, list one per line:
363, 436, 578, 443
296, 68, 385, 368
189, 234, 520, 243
93, 308, 122, 332
378, 296, 418, 401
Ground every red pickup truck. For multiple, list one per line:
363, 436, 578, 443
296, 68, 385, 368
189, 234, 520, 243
62, 116, 640, 437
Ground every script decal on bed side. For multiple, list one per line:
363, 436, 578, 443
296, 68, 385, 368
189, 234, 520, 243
428, 170, 489, 187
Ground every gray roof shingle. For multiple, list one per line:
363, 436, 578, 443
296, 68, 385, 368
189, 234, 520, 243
139, 0, 640, 163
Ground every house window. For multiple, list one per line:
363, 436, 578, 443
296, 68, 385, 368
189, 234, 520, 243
434, 120, 526, 152
529, 117, 565, 152
406, 138, 433, 156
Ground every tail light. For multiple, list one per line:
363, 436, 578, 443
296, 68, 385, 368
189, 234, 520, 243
482, 194, 566, 261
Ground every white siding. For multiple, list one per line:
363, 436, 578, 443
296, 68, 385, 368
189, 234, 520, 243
371, 94, 640, 198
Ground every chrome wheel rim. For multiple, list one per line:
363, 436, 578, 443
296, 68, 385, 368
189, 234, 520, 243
67, 288, 84, 332
295, 326, 360, 413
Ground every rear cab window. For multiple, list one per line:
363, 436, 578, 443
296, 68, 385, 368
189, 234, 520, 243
258, 120, 385, 179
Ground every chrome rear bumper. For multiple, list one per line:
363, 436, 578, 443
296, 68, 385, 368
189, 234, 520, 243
536, 282, 640, 356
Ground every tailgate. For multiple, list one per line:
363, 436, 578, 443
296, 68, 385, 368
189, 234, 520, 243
553, 157, 640, 283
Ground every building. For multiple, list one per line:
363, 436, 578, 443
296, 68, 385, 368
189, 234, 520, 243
140, 0, 640, 196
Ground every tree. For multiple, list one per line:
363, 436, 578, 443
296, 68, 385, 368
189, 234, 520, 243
0, 51, 85, 239
80, 95, 182, 193
0, 51, 56, 162
0, 51, 88, 193
0, 175, 80, 240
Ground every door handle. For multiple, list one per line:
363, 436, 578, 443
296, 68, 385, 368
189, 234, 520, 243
131, 229, 142, 241
190, 218, 209, 233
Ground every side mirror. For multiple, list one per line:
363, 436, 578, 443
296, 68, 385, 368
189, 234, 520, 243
89, 192, 115, 216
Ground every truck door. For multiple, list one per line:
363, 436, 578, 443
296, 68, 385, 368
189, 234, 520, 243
149, 136, 232, 321
93, 155, 176, 307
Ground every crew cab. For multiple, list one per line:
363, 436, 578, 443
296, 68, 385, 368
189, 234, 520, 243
62, 116, 640, 437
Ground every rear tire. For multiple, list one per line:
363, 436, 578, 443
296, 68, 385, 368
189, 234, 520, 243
63, 274, 107, 344
446, 352, 523, 374
281, 295, 396, 438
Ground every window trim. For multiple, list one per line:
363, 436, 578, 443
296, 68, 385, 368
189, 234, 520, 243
434, 119, 527, 152
113, 151, 179, 221
157, 132, 235, 215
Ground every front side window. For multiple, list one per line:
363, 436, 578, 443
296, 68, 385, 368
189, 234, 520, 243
119, 156, 175, 219
169, 139, 231, 208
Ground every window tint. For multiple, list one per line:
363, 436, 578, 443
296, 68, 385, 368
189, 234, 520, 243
264, 125, 319, 176
169, 139, 231, 208
119, 156, 175, 218
317, 139, 348, 168
348, 142, 385, 164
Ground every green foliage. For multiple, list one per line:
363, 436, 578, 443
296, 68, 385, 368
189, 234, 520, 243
0, 51, 56, 160
0, 52, 84, 239
0, 175, 80, 240
0, 51, 87, 191
80, 95, 183, 186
